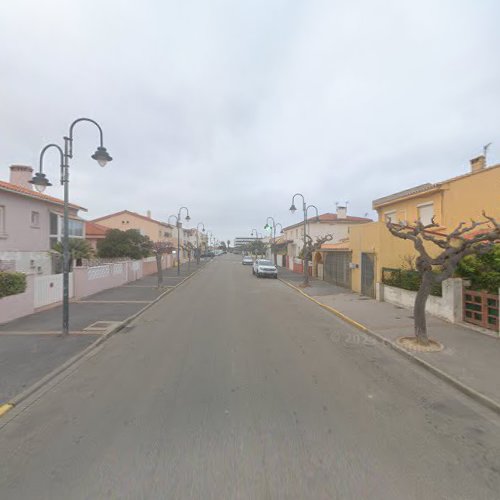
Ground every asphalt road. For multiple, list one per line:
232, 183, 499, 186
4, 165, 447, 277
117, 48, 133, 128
0, 254, 499, 499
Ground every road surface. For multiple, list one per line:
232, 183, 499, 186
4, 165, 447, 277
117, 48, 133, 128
1, 254, 499, 499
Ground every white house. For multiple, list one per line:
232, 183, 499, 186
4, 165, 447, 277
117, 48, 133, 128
283, 205, 372, 271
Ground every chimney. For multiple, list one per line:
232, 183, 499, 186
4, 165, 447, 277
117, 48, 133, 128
147, 210, 151, 218
470, 155, 486, 173
336, 205, 347, 219
9, 165, 34, 190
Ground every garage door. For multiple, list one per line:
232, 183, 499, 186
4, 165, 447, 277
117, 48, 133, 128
324, 252, 351, 288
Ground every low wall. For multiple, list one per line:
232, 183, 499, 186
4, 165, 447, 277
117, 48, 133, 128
1, 255, 173, 323
0, 274, 35, 324
380, 278, 463, 323
34, 272, 74, 309
74, 262, 132, 299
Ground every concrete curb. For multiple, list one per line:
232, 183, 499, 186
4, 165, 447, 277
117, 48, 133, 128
0, 262, 207, 419
279, 278, 500, 417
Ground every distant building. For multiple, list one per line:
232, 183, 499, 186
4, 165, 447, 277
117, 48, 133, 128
234, 236, 259, 251
91, 210, 175, 244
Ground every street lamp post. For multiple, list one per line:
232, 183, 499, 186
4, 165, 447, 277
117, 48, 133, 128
250, 229, 262, 258
289, 193, 311, 286
169, 207, 191, 276
196, 222, 205, 264
30, 118, 112, 336
264, 217, 282, 266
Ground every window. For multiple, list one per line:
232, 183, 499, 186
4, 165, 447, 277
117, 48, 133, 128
418, 203, 434, 225
384, 210, 397, 223
31, 211, 40, 227
0, 205, 6, 236
49, 212, 84, 248
68, 219, 84, 237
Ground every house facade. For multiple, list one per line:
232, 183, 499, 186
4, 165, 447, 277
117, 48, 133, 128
0, 165, 86, 275
283, 205, 372, 274
91, 210, 175, 245
345, 155, 500, 297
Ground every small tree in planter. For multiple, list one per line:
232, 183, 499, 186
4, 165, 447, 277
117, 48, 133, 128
387, 214, 499, 348
152, 241, 175, 288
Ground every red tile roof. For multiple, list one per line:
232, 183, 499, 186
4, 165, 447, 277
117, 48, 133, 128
85, 221, 109, 237
0, 179, 86, 211
283, 212, 372, 231
316, 213, 373, 223
92, 210, 173, 228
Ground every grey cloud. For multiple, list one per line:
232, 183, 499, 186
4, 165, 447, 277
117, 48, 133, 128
1, 0, 499, 241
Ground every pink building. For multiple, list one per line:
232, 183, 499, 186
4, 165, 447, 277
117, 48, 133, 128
0, 165, 87, 274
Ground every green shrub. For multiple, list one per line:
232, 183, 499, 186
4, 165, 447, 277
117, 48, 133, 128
456, 245, 500, 293
382, 268, 442, 297
0, 272, 27, 298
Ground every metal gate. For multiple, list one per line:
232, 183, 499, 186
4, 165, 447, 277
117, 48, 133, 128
324, 252, 351, 288
361, 253, 375, 298
463, 289, 499, 331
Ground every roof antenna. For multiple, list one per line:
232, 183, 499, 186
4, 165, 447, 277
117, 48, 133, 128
483, 142, 492, 165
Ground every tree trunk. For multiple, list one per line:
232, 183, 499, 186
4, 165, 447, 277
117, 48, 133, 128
156, 254, 163, 288
414, 272, 433, 345
303, 256, 310, 286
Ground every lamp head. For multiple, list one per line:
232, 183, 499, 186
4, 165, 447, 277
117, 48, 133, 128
91, 146, 113, 167
289, 203, 297, 214
29, 172, 52, 193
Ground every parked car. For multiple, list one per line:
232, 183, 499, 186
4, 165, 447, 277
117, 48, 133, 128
242, 256, 253, 265
252, 259, 278, 278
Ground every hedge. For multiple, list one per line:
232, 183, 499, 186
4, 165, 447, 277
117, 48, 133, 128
382, 268, 442, 297
0, 272, 27, 298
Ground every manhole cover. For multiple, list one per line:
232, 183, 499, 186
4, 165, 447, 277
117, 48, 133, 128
84, 321, 121, 331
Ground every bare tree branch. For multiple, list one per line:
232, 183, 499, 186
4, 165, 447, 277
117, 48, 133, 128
386, 213, 500, 344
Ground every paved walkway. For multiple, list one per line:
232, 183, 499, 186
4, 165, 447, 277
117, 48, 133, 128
0, 260, 207, 403
279, 267, 500, 411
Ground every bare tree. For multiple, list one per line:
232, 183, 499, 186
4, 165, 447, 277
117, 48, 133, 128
152, 241, 174, 288
387, 214, 499, 345
300, 234, 333, 285
182, 241, 196, 270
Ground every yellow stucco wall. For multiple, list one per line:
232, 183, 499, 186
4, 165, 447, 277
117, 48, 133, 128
94, 213, 173, 243
349, 222, 416, 293
440, 166, 500, 229
349, 165, 499, 293
375, 165, 499, 229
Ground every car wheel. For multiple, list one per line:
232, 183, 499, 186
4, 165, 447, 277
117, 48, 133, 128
274, 275, 278, 279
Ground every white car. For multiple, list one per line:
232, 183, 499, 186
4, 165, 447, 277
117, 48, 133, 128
242, 256, 253, 265
252, 259, 278, 279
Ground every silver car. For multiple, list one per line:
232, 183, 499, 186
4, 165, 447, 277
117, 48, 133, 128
242, 256, 254, 265
253, 259, 278, 278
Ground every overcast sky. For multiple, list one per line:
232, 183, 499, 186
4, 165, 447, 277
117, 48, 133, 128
1, 0, 499, 243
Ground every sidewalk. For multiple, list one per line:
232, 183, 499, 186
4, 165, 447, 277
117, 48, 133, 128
0, 260, 207, 404
278, 267, 500, 413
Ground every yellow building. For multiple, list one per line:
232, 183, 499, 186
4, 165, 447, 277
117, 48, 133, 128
328, 156, 500, 297
92, 210, 175, 245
